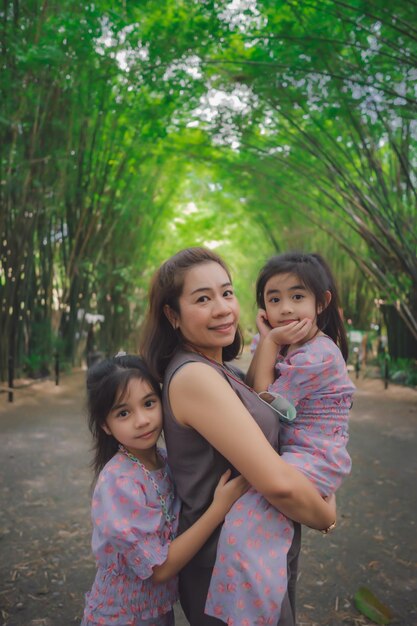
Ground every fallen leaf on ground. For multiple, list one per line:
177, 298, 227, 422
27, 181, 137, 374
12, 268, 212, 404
354, 586, 393, 624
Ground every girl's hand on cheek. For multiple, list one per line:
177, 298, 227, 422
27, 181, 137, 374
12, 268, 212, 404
213, 469, 249, 514
256, 309, 272, 338
270, 318, 313, 346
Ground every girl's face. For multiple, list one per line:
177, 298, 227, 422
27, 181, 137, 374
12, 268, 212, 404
170, 261, 240, 362
102, 377, 162, 461
263, 272, 319, 336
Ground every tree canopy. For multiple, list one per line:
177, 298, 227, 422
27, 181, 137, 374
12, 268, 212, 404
1, 0, 416, 378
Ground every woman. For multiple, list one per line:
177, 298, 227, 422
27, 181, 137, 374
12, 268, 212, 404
141, 247, 336, 626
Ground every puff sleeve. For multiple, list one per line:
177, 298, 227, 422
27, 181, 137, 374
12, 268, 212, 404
91, 463, 174, 580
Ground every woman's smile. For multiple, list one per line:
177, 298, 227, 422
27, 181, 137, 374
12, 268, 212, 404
209, 321, 235, 333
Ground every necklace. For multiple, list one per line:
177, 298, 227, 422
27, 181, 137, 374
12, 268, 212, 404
118, 444, 176, 541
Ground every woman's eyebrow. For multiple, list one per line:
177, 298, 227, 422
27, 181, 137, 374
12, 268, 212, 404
190, 286, 212, 295
190, 282, 231, 295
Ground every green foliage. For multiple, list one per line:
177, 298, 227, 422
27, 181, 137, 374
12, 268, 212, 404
1, 0, 416, 378
0, 0, 190, 373
22, 353, 51, 379
382, 356, 417, 387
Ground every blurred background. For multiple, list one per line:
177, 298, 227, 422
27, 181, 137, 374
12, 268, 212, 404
1, 0, 416, 388
1, 4, 417, 625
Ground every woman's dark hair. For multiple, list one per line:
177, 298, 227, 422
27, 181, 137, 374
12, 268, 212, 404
256, 252, 349, 361
141, 247, 243, 381
86, 354, 161, 482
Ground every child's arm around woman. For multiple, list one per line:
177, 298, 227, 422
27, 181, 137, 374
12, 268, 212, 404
152, 467, 246, 582
92, 453, 246, 584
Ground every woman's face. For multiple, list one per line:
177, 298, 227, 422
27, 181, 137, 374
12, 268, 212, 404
175, 261, 240, 362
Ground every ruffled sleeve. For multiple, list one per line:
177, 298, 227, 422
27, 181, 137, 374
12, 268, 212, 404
92, 464, 170, 580
269, 342, 335, 407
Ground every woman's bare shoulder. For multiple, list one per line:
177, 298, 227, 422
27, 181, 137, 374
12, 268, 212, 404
169, 360, 230, 396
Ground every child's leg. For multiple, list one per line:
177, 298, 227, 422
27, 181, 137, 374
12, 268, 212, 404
205, 488, 294, 625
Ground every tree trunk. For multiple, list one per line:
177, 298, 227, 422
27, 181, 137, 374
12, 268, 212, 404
382, 304, 417, 360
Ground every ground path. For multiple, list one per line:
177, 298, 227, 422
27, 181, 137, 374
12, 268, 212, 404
0, 358, 416, 626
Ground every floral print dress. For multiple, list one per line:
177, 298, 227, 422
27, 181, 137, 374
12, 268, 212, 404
205, 335, 355, 625
81, 448, 180, 626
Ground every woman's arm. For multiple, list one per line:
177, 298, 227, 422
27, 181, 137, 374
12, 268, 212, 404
152, 470, 247, 583
169, 362, 335, 531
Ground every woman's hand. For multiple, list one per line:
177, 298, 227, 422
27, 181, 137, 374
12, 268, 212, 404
212, 469, 248, 516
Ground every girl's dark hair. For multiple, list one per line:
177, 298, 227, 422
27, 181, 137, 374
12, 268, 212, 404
86, 354, 161, 482
141, 247, 243, 381
256, 252, 349, 361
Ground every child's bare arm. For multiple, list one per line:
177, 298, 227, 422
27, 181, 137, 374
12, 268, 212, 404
253, 319, 313, 392
252, 334, 281, 392
246, 335, 264, 387
246, 309, 273, 387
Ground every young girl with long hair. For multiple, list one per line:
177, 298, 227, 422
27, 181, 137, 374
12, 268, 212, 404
80, 354, 247, 626
206, 252, 355, 625
140, 247, 337, 626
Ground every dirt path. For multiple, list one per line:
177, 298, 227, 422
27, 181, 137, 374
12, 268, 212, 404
0, 367, 416, 626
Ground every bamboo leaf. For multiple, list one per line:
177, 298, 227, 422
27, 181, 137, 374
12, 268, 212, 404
354, 586, 393, 625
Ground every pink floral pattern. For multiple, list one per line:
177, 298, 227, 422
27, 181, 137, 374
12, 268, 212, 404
81, 449, 180, 625
206, 335, 354, 625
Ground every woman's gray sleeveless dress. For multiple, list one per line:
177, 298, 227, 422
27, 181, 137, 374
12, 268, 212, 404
162, 349, 301, 626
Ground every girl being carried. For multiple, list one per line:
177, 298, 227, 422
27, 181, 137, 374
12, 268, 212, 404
207, 252, 355, 625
